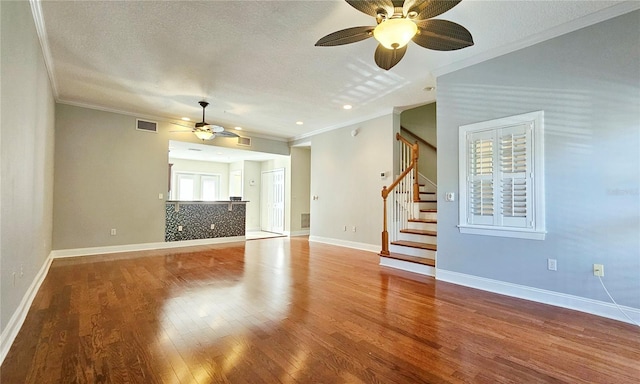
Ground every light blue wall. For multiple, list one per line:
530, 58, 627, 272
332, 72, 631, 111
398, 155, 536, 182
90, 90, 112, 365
437, 11, 640, 308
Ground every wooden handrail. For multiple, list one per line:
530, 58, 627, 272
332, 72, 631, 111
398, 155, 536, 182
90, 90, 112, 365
401, 126, 437, 152
381, 162, 415, 199
396, 132, 414, 148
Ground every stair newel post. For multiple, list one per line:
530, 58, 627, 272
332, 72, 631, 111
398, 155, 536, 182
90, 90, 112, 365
412, 141, 420, 202
381, 186, 390, 256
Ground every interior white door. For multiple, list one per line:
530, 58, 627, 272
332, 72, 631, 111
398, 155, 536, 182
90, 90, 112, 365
261, 168, 285, 233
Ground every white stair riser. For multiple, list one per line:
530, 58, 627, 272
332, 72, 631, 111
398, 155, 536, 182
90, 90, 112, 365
413, 205, 436, 216
398, 232, 437, 244
419, 211, 438, 221
389, 244, 436, 258
419, 202, 437, 210
380, 257, 435, 277
407, 221, 437, 231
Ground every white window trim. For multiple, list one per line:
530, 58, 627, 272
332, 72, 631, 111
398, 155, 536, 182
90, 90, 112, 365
458, 111, 546, 240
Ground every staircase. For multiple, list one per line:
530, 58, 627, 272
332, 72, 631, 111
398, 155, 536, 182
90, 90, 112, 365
380, 133, 437, 276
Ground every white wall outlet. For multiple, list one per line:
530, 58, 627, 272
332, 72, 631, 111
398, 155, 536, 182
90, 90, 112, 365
110, 228, 117, 236
547, 258, 557, 271
210, 224, 215, 230
593, 264, 604, 277
352, 226, 356, 232
158, 193, 163, 199
445, 192, 456, 202
178, 225, 183, 232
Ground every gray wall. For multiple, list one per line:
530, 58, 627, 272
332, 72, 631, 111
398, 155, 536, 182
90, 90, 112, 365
290, 147, 311, 234
401, 103, 437, 183
437, 11, 640, 308
310, 114, 396, 247
53, 104, 290, 250
1, 1, 56, 331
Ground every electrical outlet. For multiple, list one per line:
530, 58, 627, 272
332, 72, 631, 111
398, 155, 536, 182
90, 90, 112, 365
178, 225, 183, 232
210, 224, 215, 230
158, 193, 164, 199
593, 264, 604, 277
547, 258, 557, 271
352, 226, 356, 232
110, 228, 117, 236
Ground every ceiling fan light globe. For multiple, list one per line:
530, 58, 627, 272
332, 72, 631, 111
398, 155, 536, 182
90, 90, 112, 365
194, 130, 214, 140
373, 18, 418, 50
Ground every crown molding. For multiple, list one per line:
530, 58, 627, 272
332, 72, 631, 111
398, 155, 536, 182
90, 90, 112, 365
29, 0, 59, 98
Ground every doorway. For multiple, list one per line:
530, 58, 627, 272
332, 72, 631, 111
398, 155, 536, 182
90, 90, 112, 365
261, 168, 285, 234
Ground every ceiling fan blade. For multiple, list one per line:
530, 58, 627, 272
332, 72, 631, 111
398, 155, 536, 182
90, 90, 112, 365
170, 121, 193, 129
346, 0, 394, 18
404, 0, 462, 20
315, 26, 375, 46
215, 130, 240, 138
413, 19, 473, 51
374, 44, 407, 70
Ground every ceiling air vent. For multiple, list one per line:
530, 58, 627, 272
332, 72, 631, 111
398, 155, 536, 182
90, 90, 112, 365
136, 119, 158, 133
237, 136, 251, 147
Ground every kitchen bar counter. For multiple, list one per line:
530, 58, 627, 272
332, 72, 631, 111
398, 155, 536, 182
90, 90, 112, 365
165, 200, 247, 241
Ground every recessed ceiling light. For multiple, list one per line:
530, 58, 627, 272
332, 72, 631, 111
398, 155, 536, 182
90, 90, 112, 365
234, 126, 242, 131
343, 104, 352, 110
181, 117, 190, 121
296, 121, 304, 125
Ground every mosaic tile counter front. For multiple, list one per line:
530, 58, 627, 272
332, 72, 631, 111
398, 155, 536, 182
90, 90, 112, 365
165, 201, 246, 241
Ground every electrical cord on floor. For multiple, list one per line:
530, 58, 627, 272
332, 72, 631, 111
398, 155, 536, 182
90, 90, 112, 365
598, 276, 640, 327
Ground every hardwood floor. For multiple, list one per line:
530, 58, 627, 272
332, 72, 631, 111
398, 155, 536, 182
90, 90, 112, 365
1, 237, 638, 383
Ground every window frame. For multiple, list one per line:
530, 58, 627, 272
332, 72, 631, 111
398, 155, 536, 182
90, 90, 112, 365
173, 172, 221, 201
458, 111, 546, 240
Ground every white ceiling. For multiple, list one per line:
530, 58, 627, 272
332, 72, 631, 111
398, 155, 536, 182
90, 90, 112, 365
35, 0, 638, 141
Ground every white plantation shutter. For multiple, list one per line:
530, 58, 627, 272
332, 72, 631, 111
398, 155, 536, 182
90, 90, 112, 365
499, 124, 532, 228
459, 111, 545, 240
467, 131, 495, 225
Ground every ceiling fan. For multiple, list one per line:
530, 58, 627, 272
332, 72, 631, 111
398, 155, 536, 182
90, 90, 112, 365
315, 0, 474, 70
172, 101, 239, 141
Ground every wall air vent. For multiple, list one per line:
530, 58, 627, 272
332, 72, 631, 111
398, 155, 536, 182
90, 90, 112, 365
136, 119, 158, 133
237, 136, 251, 147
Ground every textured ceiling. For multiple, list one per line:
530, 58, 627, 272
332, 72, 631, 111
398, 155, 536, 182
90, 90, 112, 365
36, 0, 638, 141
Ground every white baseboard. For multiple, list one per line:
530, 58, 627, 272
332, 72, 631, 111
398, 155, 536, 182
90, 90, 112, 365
380, 257, 435, 276
0, 253, 53, 365
436, 269, 640, 326
288, 230, 310, 237
50, 236, 246, 259
308, 236, 379, 253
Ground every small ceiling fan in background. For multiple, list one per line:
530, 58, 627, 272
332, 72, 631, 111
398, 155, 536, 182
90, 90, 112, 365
315, 0, 474, 70
171, 101, 239, 141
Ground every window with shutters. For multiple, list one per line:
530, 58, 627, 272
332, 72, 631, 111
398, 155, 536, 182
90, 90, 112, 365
458, 111, 545, 240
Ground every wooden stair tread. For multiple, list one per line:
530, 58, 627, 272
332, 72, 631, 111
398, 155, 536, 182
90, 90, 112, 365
400, 229, 437, 236
409, 218, 437, 224
391, 240, 437, 251
417, 199, 437, 203
420, 208, 437, 213
380, 252, 435, 267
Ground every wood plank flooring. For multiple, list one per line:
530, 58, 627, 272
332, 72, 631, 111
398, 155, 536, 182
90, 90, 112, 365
1, 237, 638, 383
